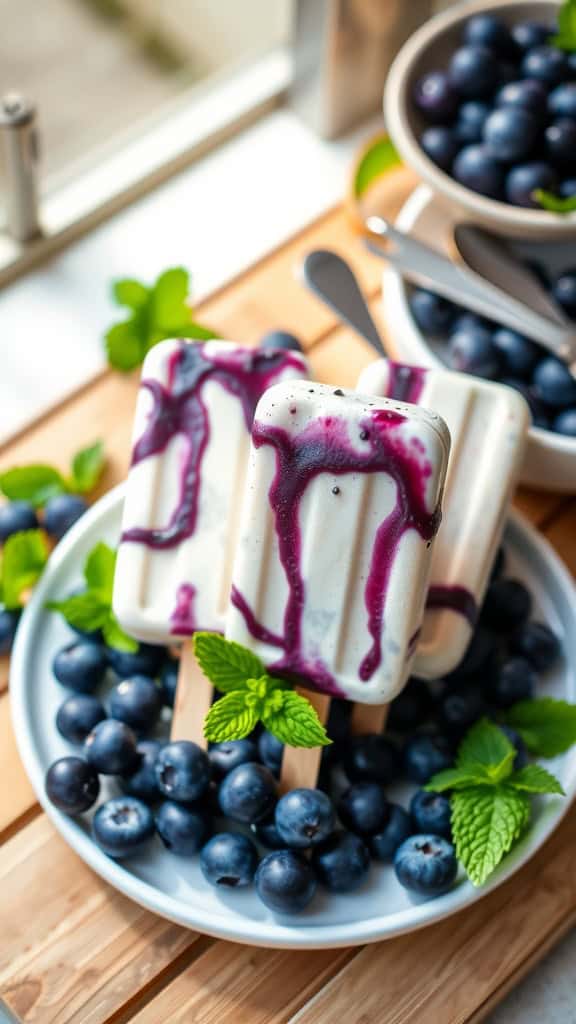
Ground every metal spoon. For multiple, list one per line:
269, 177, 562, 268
300, 249, 386, 356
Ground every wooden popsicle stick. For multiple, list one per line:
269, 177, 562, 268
279, 689, 332, 793
170, 641, 213, 745
349, 701, 389, 736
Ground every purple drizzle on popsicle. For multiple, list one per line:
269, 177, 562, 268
123, 341, 306, 549
426, 584, 478, 626
232, 406, 442, 694
384, 361, 427, 404
170, 583, 198, 636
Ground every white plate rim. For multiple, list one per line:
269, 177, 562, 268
10, 486, 576, 949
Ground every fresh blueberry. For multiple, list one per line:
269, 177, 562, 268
209, 738, 259, 779
0, 608, 20, 654
450, 625, 497, 678
155, 741, 211, 803
92, 796, 155, 858
341, 734, 399, 784
257, 730, 284, 776
545, 118, 576, 165
201, 832, 258, 887
551, 269, 576, 319
482, 578, 532, 632
326, 698, 352, 746
43, 494, 88, 540
448, 324, 502, 379
156, 800, 210, 855
559, 179, 576, 198
554, 408, 576, 435
370, 804, 413, 862
275, 788, 335, 848
505, 161, 558, 206
455, 100, 491, 143
337, 782, 389, 836
160, 657, 178, 706
45, 756, 100, 814
251, 814, 285, 850
437, 683, 485, 735
448, 46, 499, 99
121, 739, 164, 802
218, 762, 276, 823
409, 289, 456, 335
56, 694, 106, 744
533, 356, 576, 408
511, 22, 551, 52
421, 125, 459, 170
464, 14, 513, 55
0, 500, 38, 541
107, 641, 165, 679
410, 790, 452, 839
549, 82, 576, 119
394, 834, 457, 896
488, 656, 537, 708
499, 725, 529, 770
403, 735, 452, 784
84, 718, 139, 774
259, 330, 303, 353
496, 79, 548, 118
108, 675, 162, 733
388, 677, 434, 732
510, 621, 561, 671
453, 145, 504, 198
492, 328, 540, 377
255, 850, 317, 913
52, 641, 108, 693
483, 107, 539, 162
312, 830, 370, 893
413, 71, 459, 122
452, 311, 490, 333
522, 46, 567, 86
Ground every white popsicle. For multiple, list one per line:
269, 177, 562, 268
357, 359, 529, 678
113, 338, 309, 645
226, 380, 450, 704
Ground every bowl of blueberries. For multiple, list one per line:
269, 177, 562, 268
384, 0, 576, 238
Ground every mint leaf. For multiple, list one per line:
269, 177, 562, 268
0, 465, 66, 507
354, 135, 401, 199
425, 767, 493, 792
101, 613, 138, 653
113, 278, 149, 310
262, 690, 331, 748
506, 698, 576, 757
204, 691, 260, 742
176, 322, 218, 342
70, 441, 105, 494
2, 530, 49, 609
509, 764, 565, 795
46, 592, 109, 631
193, 632, 264, 693
84, 542, 116, 600
105, 321, 146, 372
452, 785, 530, 887
151, 268, 190, 332
534, 189, 576, 213
551, 0, 576, 50
456, 719, 515, 782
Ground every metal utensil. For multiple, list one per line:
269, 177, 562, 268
300, 249, 386, 356
365, 215, 576, 372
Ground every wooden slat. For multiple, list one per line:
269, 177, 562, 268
130, 940, 354, 1024
0, 816, 198, 1024
290, 811, 576, 1024
0, 694, 35, 838
543, 502, 576, 577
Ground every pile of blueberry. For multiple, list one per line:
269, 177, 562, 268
44, 548, 561, 914
413, 12, 576, 206
0, 494, 88, 656
409, 270, 576, 435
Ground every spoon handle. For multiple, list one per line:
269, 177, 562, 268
300, 250, 386, 357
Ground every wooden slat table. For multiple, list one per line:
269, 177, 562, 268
1, 171, 575, 1024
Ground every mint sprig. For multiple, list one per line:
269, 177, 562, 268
550, 0, 576, 51
195, 632, 331, 749
0, 440, 106, 508
1, 530, 49, 609
105, 267, 217, 372
427, 719, 565, 886
505, 698, 576, 758
47, 541, 137, 652
534, 189, 576, 214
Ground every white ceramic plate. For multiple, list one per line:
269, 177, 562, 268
382, 185, 576, 493
11, 487, 576, 948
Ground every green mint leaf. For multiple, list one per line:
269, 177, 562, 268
534, 188, 576, 213
193, 632, 265, 693
113, 278, 149, 310
105, 321, 146, 372
354, 134, 401, 199
456, 719, 515, 781
452, 785, 530, 887
2, 529, 49, 609
425, 767, 493, 792
150, 268, 190, 332
262, 689, 331, 748
551, 0, 576, 50
506, 698, 576, 758
84, 542, 116, 600
46, 591, 109, 631
101, 612, 139, 653
69, 441, 106, 494
0, 465, 66, 507
174, 321, 218, 342
204, 691, 260, 742
509, 764, 565, 796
